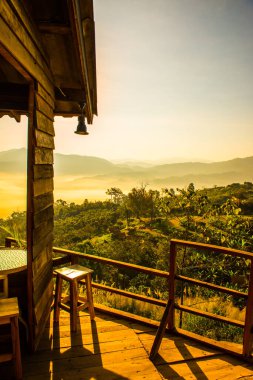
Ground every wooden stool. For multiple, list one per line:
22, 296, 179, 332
0, 297, 22, 380
54, 264, 95, 332
0, 274, 8, 298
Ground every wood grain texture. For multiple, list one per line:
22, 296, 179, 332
0, 4, 52, 90
34, 147, 54, 164
53, 247, 170, 278
33, 232, 54, 260
1, 311, 251, 380
32, 246, 52, 280
4, 0, 49, 66
243, 258, 253, 356
36, 111, 55, 135
34, 205, 54, 227
35, 94, 54, 120
171, 238, 253, 260
33, 165, 54, 180
34, 279, 53, 325
33, 178, 54, 196
37, 82, 54, 108
35, 129, 55, 149
33, 294, 53, 352
1, 0, 56, 352
33, 218, 54, 246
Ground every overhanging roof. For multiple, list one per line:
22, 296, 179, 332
0, 0, 97, 123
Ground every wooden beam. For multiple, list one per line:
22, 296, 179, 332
171, 239, 253, 260
175, 304, 245, 328
176, 274, 248, 299
0, 82, 29, 112
85, 281, 167, 307
0, 6, 53, 91
7, 0, 49, 65
0, 110, 21, 121
243, 258, 253, 356
55, 87, 85, 102
38, 23, 71, 35
53, 247, 170, 278
68, 0, 93, 123
26, 80, 35, 352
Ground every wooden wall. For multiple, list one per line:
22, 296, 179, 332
28, 85, 55, 351
0, 0, 55, 351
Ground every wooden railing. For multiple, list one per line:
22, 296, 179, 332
167, 239, 253, 357
52, 246, 169, 308
52, 241, 253, 357
5, 236, 253, 358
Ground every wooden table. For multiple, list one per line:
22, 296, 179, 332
0, 249, 27, 298
0, 249, 28, 339
0, 248, 27, 304
0, 249, 27, 275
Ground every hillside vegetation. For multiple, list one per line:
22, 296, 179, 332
1, 182, 253, 342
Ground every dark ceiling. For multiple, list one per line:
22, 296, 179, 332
0, 0, 97, 122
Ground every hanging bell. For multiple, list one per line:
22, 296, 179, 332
74, 114, 89, 135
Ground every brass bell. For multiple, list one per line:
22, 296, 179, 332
74, 102, 89, 135
75, 114, 89, 135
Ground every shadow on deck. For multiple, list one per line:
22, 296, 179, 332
1, 309, 253, 379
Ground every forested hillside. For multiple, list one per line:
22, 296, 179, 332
1, 182, 252, 342
1, 181, 253, 267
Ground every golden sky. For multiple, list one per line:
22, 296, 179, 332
1, 0, 253, 163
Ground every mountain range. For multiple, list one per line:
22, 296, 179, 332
0, 148, 252, 189
0, 148, 252, 216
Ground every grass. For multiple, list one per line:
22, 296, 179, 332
90, 288, 245, 343
178, 295, 245, 343
92, 288, 164, 321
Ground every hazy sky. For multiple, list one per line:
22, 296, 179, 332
1, 0, 253, 162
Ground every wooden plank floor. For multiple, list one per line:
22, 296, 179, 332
1, 310, 253, 379
137, 327, 253, 379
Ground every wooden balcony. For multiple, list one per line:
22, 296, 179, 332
2, 308, 253, 379
2, 237, 253, 378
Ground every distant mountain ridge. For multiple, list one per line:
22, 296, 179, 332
0, 148, 252, 188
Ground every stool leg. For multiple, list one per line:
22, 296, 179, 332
11, 316, 22, 380
86, 273, 95, 320
70, 280, 78, 332
54, 275, 63, 323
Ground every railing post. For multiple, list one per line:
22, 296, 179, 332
149, 240, 177, 360
5, 237, 12, 248
243, 258, 253, 357
168, 240, 176, 331
71, 254, 79, 265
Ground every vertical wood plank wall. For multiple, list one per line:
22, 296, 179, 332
31, 87, 55, 350
0, 0, 55, 350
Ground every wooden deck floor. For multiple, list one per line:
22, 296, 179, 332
1, 310, 253, 379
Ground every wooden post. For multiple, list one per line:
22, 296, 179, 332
5, 238, 12, 248
71, 255, 79, 265
0, 275, 8, 298
86, 273, 95, 320
168, 240, 177, 331
70, 280, 78, 332
53, 275, 63, 323
149, 299, 173, 360
26, 81, 35, 351
243, 258, 253, 356
149, 240, 177, 360
11, 316, 22, 380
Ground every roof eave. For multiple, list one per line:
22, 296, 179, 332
68, 0, 97, 124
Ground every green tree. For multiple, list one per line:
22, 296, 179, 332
106, 187, 124, 204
